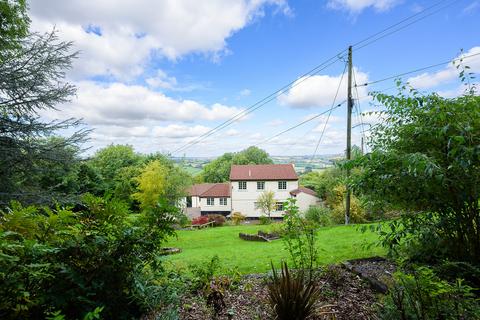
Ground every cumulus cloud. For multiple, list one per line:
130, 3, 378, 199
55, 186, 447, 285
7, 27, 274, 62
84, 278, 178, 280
146, 70, 178, 89
29, 0, 290, 79
239, 89, 251, 96
278, 68, 369, 108
41, 81, 243, 126
152, 124, 211, 139
266, 119, 284, 126
408, 47, 480, 89
327, 0, 400, 13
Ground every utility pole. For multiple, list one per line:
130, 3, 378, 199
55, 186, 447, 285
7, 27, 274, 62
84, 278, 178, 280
345, 46, 353, 225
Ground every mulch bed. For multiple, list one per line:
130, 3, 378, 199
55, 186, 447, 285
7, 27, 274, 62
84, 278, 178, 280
179, 259, 396, 320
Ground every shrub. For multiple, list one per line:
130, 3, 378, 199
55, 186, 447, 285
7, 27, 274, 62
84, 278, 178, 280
188, 255, 221, 293
259, 215, 272, 225
231, 212, 246, 225
192, 215, 209, 225
304, 206, 332, 227
0, 196, 177, 319
267, 261, 320, 320
331, 193, 366, 224
283, 198, 318, 281
380, 267, 480, 320
207, 214, 226, 227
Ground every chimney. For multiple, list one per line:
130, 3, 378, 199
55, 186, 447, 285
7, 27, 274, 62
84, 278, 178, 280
248, 169, 251, 177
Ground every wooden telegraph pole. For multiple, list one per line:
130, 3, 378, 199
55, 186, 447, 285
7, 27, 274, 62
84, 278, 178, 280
345, 46, 353, 225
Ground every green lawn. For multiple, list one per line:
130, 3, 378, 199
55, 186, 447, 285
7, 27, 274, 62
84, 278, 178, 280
164, 224, 385, 274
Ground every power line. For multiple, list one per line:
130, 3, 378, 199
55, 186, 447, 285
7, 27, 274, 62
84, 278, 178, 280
353, 0, 459, 51
170, 52, 346, 155
256, 101, 346, 147
170, 0, 462, 155
312, 61, 348, 160
356, 51, 480, 87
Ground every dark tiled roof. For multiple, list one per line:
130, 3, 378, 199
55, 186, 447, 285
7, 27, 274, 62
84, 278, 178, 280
229, 164, 298, 181
290, 186, 317, 197
188, 183, 230, 197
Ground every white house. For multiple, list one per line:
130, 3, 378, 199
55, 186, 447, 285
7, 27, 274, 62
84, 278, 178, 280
184, 164, 321, 219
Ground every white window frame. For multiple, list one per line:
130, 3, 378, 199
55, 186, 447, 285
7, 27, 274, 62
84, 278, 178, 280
238, 181, 247, 190
257, 181, 265, 190
278, 181, 287, 190
206, 197, 214, 206
275, 201, 284, 211
219, 198, 227, 206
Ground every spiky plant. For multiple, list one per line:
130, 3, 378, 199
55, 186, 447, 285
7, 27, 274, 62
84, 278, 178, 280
267, 261, 320, 320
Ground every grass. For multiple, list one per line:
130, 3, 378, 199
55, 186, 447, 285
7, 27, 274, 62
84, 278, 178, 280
164, 223, 386, 274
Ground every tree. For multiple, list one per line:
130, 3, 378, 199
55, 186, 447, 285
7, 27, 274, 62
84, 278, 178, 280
0, 0, 30, 51
132, 160, 167, 209
0, 31, 87, 205
132, 158, 191, 209
90, 144, 142, 193
202, 153, 234, 182
233, 146, 273, 165
349, 82, 480, 264
257, 190, 276, 218
202, 146, 273, 183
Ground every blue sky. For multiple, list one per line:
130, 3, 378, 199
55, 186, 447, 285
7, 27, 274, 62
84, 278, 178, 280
30, 0, 480, 157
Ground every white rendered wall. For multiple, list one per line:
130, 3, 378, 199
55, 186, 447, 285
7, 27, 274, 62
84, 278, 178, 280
295, 193, 321, 213
231, 180, 299, 217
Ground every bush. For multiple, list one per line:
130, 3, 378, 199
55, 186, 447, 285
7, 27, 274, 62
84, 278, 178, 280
268, 261, 320, 320
304, 206, 332, 227
207, 214, 226, 227
231, 212, 246, 225
192, 215, 209, 225
188, 255, 221, 293
259, 215, 272, 225
0, 196, 177, 319
380, 267, 480, 320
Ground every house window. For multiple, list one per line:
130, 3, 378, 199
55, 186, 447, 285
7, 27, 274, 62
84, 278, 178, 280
206, 198, 214, 206
278, 181, 287, 190
275, 202, 284, 211
238, 181, 247, 190
219, 198, 227, 206
186, 196, 192, 208
257, 181, 265, 190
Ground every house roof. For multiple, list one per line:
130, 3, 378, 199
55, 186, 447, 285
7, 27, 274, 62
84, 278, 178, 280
290, 186, 317, 197
229, 164, 298, 181
188, 183, 230, 197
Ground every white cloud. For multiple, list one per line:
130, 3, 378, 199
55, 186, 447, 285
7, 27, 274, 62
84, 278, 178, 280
42, 81, 243, 126
146, 70, 178, 89
29, 0, 290, 79
408, 47, 480, 89
278, 68, 369, 108
226, 129, 240, 136
152, 124, 211, 139
327, 0, 400, 13
266, 119, 284, 126
239, 88, 251, 96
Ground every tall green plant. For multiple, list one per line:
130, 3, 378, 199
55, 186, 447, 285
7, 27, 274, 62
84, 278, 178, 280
348, 77, 480, 264
282, 198, 318, 281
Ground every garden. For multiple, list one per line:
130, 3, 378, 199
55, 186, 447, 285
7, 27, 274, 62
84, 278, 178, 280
1, 2, 480, 319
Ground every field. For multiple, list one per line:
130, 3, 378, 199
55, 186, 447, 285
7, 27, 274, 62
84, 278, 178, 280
165, 223, 385, 274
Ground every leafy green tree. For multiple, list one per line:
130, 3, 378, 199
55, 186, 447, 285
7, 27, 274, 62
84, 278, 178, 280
133, 160, 168, 209
257, 190, 276, 218
202, 146, 273, 183
90, 144, 142, 193
202, 153, 234, 183
349, 83, 480, 263
0, 0, 30, 51
233, 146, 273, 165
